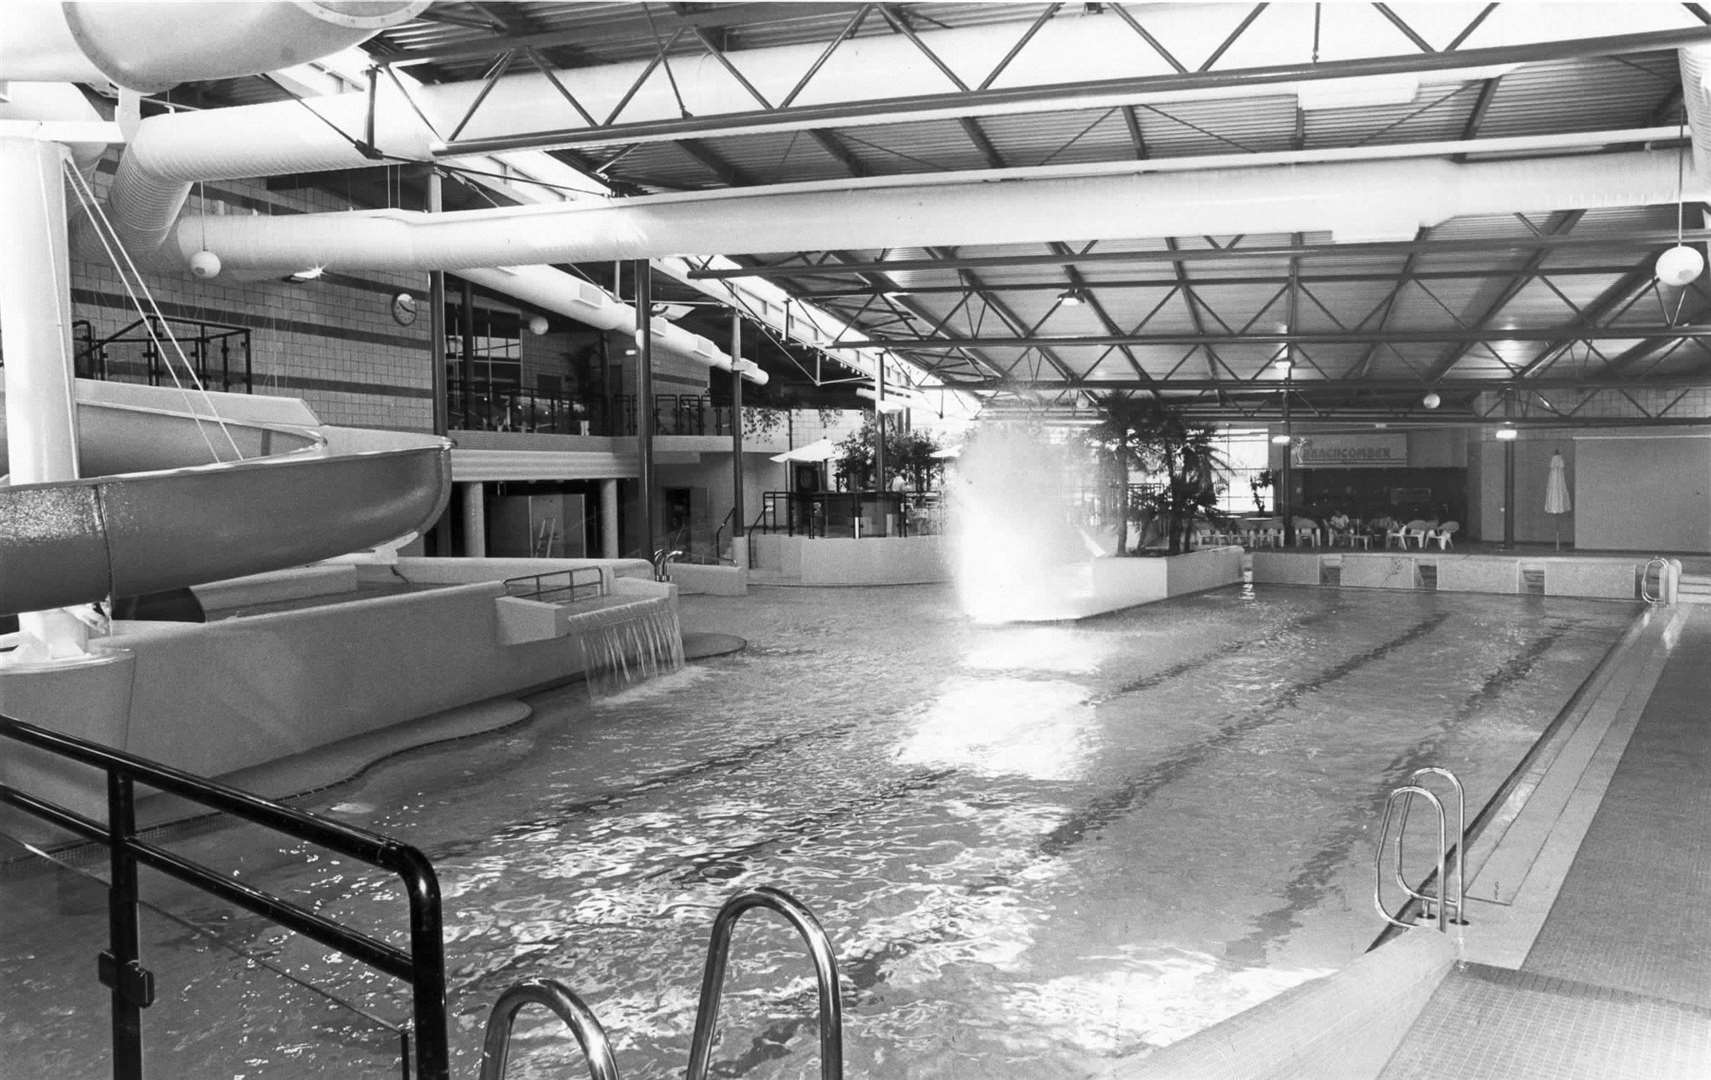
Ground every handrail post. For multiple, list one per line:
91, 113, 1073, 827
103, 770, 153, 1080
687, 887, 843, 1080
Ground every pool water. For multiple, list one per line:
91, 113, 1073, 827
0, 583, 1635, 1080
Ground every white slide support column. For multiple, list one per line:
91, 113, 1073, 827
0, 136, 88, 656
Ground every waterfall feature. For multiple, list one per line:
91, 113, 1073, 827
578, 598, 686, 697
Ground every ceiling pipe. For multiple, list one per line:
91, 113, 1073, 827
459, 265, 767, 386
162, 150, 1711, 269
1678, 42, 1711, 184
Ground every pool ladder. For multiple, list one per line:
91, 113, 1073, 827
1374, 767, 1467, 932
479, 885, 843, 1080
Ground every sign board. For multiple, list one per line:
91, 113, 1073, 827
1290, 433, 1408, 468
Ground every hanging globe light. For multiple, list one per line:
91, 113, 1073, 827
1656, 244, 1705, 287
1422, 392, 1441, 410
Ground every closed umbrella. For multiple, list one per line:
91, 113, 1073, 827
1545, 450, 1572, 550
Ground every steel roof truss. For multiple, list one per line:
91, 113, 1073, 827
445, 49, 519, 143
779, 5, 875, 110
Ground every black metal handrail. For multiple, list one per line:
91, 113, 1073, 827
82, 315, 253, 393
0, 714, 450, 1080
504, 567, 607, 603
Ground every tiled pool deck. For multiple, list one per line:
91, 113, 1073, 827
1380, 601, 1711, 1078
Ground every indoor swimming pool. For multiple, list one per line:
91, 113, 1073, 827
0, 583, 1637, 1080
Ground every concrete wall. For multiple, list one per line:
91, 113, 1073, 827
1575, 433, 1711, 553
799, 535, 952, 585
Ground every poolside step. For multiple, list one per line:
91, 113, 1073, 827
1377, 962, 1711, 1080
1675, 572, 1711, 604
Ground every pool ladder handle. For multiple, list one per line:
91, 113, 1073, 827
477, 885, 844, 1080
479, 979, 621, 1080
1374, 767, 1467, 933
688, 886, 845, 1080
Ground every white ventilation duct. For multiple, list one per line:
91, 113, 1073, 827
164, 150, 1711, 265
1678, 42, 1711, 182
460, 265, 767, 385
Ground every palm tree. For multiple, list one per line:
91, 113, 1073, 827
1085, 396, 1228, 555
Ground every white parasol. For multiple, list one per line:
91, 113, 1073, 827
1545, 450, 1572, 550
770, 437, 837, 464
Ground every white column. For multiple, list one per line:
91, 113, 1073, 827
461, 482, 486, 557
0, 136, 87, 655
601, 478, 620, 558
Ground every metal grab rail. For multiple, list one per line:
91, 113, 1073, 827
1396, 766, 1466, 927
0, 714, 449, 1080
1376, 785, 1450, 932
479, 979, 622, 1080
1640, 556, 1678, 605
504, 567, 607, 603
687, 887, 844, 1080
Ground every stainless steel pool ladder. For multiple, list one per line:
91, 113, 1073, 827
479, 979, 621, 1080
688, 886, 845, 1080
1374, 767, 1466, 932
478, 885, 843, 1080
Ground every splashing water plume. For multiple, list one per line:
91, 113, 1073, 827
948, 424, 1102, 623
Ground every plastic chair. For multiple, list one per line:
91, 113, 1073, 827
1425, 521, 1459, 550
1382, 516, 1423, 544
1403, 520, 1435, 549
1292, 516, 1321, 547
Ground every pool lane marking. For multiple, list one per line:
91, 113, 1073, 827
1225, 622, 1579, 962
1037, 610, 1455, 858
1085, 603, 1346, 707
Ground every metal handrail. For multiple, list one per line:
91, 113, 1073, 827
1641, 556, 1672, 604
479, 979, 621, 1080
0, 714, 449, 1080
687, 887, 844, 1080
504, 567, 607, 603
1395, 767, 1466, 926
1375, 785, 1450, 933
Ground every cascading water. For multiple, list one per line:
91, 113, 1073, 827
947, 423, 1106, 623
577, 598, 686, 697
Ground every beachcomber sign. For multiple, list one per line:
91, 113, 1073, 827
1290, 433, 1407, 468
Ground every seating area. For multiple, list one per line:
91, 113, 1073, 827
1192, 513, 1460, 552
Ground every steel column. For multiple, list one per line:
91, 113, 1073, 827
428, 169, 453, 556
731, 311, 745, 542
634, 260, 656, 558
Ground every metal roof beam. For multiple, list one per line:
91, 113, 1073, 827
833, 324, 1711, 349
434, 27, 1711, 155
690, 228, 1711, 279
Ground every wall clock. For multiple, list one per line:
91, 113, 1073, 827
391, 292, 418, 326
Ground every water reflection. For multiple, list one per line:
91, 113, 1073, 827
899, 676, 1095, 781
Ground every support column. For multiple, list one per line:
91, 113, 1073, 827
460, 278, 477, 429
0, 136, 87, 654
1502, 392, 1516, 550
601, 479, 620, 559
427, 169, 452, 556
633, 260, 656, 559
874, 360, 887, 536
461, 482, 486, 558
730, 311, 745, 559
